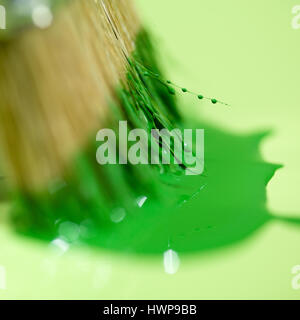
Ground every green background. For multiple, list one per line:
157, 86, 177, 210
1, 0, 300, 299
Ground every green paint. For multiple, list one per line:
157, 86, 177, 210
134, 53, 227, 106
89, 125, 282, 254
9, 30, 298, 255
167, 87, 176, 95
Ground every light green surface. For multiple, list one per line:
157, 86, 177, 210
1, 0, 300, 299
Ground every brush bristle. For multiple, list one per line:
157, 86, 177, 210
0, 0, 139, 190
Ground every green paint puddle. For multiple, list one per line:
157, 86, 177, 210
79, 123, 282, 254
13, 120, 287, 255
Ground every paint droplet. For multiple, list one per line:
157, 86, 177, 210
50, 238, 69, 256
211, 99, 218, 104
166, 80, 172, 84
110, 208, 126, 223
198, 95, 204, 100
58, 221, 80, 242
163, 249, 180, 274
181, 88, 188, 93
168, 87, 176, 95
137, 195, 148, 208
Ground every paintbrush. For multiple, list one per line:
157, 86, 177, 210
0, 0, 189, 241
